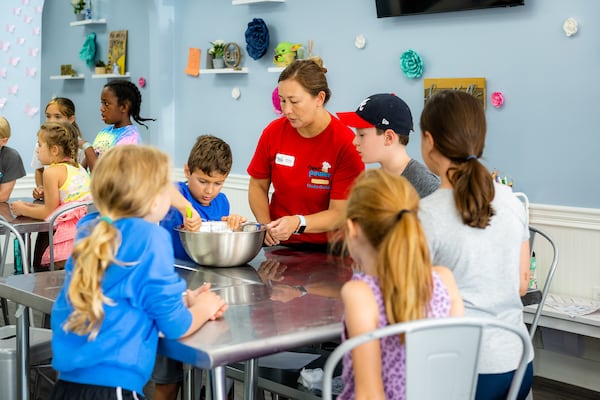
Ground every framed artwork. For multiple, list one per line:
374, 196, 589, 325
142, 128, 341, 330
424, 77, 486, 109
107, 30, 127, 75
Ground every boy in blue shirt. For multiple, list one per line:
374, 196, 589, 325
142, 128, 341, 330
160, 134, 246, 262
154, 135, 245, 400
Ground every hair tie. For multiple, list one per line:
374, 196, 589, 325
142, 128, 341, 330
99, 216, 113, 224
465, 155, 478, 161
396, 209, 410, 221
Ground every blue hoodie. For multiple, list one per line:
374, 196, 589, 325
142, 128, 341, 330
51, 212, 192, 393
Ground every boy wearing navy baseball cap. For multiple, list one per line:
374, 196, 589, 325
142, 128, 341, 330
337, 93, 439, 197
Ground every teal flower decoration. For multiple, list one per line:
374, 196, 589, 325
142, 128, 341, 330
400, 49, 423, 79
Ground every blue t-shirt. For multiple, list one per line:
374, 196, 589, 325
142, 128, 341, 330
51, 213, 192, 393
160, 181, 230, 261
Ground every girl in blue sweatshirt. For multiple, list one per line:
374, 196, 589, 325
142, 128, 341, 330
50, 145, 227, 400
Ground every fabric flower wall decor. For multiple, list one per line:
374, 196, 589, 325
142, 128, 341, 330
245, 18, 269, 60
490, 91, 504, 108
400, 49, 423, 79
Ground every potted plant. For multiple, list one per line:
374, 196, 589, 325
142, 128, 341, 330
71, 0, 86, 20
94, 60, 106, 74
209, 40, 226, 68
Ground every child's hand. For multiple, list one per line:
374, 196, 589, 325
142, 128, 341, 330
32, 186, 44, 200
185, 284, 228, 321
222, 214, 247, 231
183, 205, 201, 232
10, 200, 25, 216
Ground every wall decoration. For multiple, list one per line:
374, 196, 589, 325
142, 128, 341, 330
490, 91, 504, 109
563, 17, 578, 37
185, 48, 201, 76
245, 18, 269, 60
424, 78, 486, 109
138, 77, 146, 88
354, 34, 366, 49
272, 86, 282, 115
79, 32, 96, 67
223, 42, 242, 69
231, 87, 241, 100
107, 30, 127, 75
209, 40, 226, 68
273, 42, 301, 67
400, 49, 423, 79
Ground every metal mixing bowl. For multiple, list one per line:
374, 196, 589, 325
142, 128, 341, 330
176, 222, 266, 267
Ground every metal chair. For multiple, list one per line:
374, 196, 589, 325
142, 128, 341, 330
322, 317, 533, 400
527, 226, 559, 339
0, 219, 53, 400
47, 200, 94, 271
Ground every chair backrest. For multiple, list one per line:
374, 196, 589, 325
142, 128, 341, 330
48, 200, 94, 271
322, 317, 532, 400
527, 225, 559, 338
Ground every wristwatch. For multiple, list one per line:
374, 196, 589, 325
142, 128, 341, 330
293, 285, 308, 297
294, 214, 306, 234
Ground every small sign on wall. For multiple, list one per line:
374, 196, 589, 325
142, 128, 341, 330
424, 77, 486, 109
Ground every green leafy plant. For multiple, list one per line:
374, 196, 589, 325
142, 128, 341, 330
208, 40, 226, 58
95, 60, 106, 67
71, 0, 86, 15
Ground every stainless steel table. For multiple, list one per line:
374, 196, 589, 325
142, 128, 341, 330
0, 246, 352, 400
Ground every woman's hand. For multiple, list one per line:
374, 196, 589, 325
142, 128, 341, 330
222, 214, 247, 231
266, 215, 300, 243
32, 186, 44, 200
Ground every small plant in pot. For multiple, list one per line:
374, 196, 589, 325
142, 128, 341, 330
71, 0, 87, 20
209, 40, 226, 68
94, 60, 106, 74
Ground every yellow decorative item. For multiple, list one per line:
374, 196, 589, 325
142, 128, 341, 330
273, 42, 302, 67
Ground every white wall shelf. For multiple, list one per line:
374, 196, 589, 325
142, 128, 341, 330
200, 68, 248, 75
92, 72, 131, 79
69, 18, 107, 27
268, 67, 285, 73
49, 74, 85, 80
232, 0, 284, 5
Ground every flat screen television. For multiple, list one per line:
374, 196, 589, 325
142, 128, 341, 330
375, 0, 525, 18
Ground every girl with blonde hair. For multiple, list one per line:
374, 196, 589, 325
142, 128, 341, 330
339, 169, 463, 399
50, 145, 227, 400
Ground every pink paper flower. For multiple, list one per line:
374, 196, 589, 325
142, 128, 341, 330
138, 77, 146, 88
490, 91, 504, 108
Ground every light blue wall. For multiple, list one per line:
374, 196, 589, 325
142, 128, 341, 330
37, 0, 599, 208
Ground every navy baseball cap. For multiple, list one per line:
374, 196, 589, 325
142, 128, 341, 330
337, 93, 413, 136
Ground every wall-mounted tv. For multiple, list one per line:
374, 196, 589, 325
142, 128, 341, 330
376, 0, 525, 18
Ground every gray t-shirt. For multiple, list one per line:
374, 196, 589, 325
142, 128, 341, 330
0, 146, 26, 184
419, 183, 531, 373
402, 159, 440, 198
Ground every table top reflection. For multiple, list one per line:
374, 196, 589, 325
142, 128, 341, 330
0, 198, 48, 234
0, 246, 353, 369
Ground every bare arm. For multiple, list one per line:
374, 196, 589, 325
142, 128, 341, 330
11, 166, 62, 219
84, 146, 98, 172
168, 184, 201, 231
33, 168, 45, 200
0, 180, 16, 202
519, 240, 531, 296
267, 198, 347, 243
342, 280, 386, 400
432, 266, 464, 317
248, 177, 271, 224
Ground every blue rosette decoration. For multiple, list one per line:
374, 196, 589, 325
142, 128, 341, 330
400, 49, 423, 79
245, 18, 270, 60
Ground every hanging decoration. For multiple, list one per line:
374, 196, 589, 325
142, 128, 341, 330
562, 17, 578, 37
245, 18, 270, 60
400, 49, 423, 79
490, 91, 505, 108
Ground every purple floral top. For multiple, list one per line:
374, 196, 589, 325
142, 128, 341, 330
339, 271, 451, 399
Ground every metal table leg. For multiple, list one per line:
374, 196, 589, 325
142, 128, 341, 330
243, 358, 258, 400
16, 304, 30, 400
182, 363, 195, 400
210, 366, 227, 400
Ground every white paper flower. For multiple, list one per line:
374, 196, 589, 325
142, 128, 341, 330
354, 34, 366, 49
563, 18, 578, 37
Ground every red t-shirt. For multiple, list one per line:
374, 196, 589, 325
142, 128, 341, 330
247, 115, 364, 244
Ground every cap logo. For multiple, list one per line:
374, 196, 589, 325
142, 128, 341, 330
381, 118, 390, 126
357, 98, 370, 111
